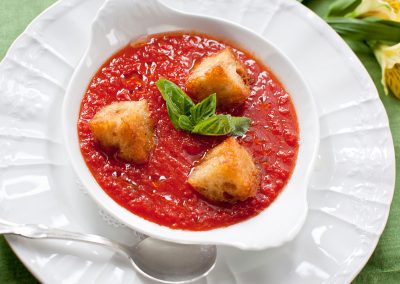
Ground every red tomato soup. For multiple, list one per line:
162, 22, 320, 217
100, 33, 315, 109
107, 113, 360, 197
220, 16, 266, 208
78, 33, 299, 230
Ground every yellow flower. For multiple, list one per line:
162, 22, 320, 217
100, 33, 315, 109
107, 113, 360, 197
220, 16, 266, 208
374, 42, 400, 98
351, 0, 400, 21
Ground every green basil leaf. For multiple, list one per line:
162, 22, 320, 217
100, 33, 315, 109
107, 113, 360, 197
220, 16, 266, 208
190, 93, 216, 124
178, 115, 194, 131
192, 115, 234, 136
192, 115, 252, 136
164, 102, 181, 129
230, 117, 252, 136
158, 86, 181, 129
156, 78, 194, 116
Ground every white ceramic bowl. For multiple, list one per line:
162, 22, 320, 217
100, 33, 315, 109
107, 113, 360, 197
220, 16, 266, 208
62, 0, 319, 250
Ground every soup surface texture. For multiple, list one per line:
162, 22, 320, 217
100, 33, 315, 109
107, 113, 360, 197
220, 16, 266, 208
78, 33, 299, 230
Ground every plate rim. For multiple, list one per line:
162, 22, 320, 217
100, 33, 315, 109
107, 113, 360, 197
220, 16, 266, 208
1, 1, 89, 283
289, 1, 396, 281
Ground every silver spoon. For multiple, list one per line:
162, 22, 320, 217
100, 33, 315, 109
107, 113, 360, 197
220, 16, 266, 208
0, 219, 216, 283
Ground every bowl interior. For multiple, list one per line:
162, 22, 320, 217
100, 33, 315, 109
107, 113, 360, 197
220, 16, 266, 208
62, 0, 319, 250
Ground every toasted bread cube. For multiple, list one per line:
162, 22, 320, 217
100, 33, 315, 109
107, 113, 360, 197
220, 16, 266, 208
188, 137, 259, 203
186, 48, 250, 107
89, 100, 155, 163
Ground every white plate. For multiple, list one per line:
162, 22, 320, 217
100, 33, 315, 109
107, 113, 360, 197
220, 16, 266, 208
0, 0, 395, 283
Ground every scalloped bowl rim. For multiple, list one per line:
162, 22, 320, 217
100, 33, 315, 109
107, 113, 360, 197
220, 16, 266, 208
62, 0, 320, 250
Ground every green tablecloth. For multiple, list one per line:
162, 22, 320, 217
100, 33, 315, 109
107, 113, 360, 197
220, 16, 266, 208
0, 0, 399, 283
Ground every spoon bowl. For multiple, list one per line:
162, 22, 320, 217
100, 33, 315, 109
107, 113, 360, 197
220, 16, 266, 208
131, 238, 216, 283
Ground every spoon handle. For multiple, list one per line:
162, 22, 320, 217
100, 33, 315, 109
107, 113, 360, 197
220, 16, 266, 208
0, 219, 129, 257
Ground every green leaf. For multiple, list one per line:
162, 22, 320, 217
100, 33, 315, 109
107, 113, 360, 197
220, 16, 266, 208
161, 94, 181, 129
178, 115, 194, 131
156, 78, 194, 116
327, 17, 400, 43
192, 115, 234, 136
343, 37, 374, 54
156, 78, 195, 130
192, 115, 252, 136
190, 93, 217, 124
326, 0, 361, 17
230, 117, 252, 136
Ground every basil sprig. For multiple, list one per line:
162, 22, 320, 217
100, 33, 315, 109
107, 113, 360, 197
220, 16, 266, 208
156, 78, 251, 136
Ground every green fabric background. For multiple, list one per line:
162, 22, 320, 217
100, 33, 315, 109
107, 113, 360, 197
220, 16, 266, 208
0, 0, 398, 283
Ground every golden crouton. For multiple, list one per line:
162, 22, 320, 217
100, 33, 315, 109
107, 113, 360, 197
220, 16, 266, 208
89, 100, 155, 163
188, 137, 259, 203
186, 48, 250, 107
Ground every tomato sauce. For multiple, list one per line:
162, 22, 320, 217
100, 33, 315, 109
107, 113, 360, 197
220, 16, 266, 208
78, 33, 299, 230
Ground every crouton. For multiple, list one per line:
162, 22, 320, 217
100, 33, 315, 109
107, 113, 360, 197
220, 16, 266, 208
188, 137, 259, 203
89, 100, 155, 163
186, 48, 250, 107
